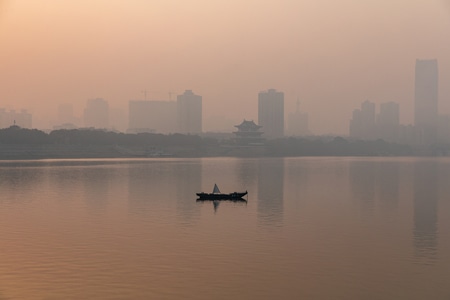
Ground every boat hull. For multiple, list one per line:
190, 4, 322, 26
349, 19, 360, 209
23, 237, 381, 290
196, 191, 247, 200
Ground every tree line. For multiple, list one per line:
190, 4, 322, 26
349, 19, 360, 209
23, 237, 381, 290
0, 126, 209, 147
265, 136, 413, 156
0, 126, 417, 156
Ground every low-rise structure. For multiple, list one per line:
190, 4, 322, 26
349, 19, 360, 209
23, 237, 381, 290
233, 120, 265, 145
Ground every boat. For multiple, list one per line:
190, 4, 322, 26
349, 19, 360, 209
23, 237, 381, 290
196, 184, 247, 200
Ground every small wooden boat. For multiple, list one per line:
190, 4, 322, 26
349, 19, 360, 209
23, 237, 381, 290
196, 184, 247, 200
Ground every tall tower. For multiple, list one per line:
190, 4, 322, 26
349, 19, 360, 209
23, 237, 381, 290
258, 89, 284, 139
415, 59, 438, 144
349, 100, 376, 140
177, 90, 202, 134
287, 99, 309, 136
84, 98, 109, 129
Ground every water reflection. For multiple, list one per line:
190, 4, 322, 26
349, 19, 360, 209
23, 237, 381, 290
257, 158, 284, 226
377, 161, 399, 213
127, 160, 202, 219
413, 161, 438, 263
128, 161, 175, 215
1, 158, 450, 298
175, 160, 202, 222
236, 158, 258, 188
0, 166, 47, 204
285, 158, 309, 206
52, 167, 84, 202
82, 168, 111, 212
196, 199, 247, 213
349, 161, 376, 216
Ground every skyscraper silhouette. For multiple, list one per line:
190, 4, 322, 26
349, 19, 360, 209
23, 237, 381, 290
83, 98, 109, 129
177, 90, 202, 134
349, 100, 376, 140
258, 89, 284, 139
287, 99, 309, 136
415, 59, 438, 144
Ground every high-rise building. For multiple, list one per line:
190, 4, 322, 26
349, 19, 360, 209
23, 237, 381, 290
349, 100, 376, 140
415, 59, 438, 144
258, 89, 284, 139
377, 101, 400, 143
128, 100, 177, 134
438, 115, 450, 144
287, 100, 309, 136
177, 90, 202, 134
84, 98, 109, 129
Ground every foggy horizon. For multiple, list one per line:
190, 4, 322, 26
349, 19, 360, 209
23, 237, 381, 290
3, 2, 450, 298
1, 0, 450, 134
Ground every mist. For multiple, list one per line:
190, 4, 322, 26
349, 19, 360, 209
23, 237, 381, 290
0, 0, 449, 134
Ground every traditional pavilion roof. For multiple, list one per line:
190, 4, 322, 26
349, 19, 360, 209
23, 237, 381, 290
234, 120, 262, 131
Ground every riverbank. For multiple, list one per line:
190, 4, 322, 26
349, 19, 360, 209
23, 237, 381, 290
0, 143, 421, 159
0, 127, 444, 159
0, 144, 270, 159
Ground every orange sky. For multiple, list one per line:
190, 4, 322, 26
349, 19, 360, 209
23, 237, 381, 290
0, 0, 449, 134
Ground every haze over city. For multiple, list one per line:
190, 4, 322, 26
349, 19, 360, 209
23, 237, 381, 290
1, 0, 450, 134
4, 2, 450, 299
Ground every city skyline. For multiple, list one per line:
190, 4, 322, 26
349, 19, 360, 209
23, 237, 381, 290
3, 58, 448, 134
1, 1, 449, 134
1, 2, 450, 299
415, 59, 439, 144
0, 58, 446, 140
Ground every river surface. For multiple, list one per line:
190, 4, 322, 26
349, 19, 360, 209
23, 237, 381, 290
0, 157, 449, 299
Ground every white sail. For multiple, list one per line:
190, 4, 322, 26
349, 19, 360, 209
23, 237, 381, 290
212, 184, 221, 194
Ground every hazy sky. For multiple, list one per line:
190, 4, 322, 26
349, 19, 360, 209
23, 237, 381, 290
1, 0, 449, 134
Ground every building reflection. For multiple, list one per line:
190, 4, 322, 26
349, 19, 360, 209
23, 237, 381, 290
413, 161, 438, 262
377, 161, 399, 213
285, 158, 309, 205
257, 158, 284, 226
236, 158, 258, 188
83, 167, 110, 212
175, 160, 202, 223
349, 161, 376, 216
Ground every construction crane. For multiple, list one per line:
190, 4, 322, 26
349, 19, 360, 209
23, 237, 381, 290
140, 90, 162, 101
168, 90, 179, 101
141, 90, 148, 100
139, 90, 179, 101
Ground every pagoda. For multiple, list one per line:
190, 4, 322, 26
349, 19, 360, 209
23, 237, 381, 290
233, 120, 265, 145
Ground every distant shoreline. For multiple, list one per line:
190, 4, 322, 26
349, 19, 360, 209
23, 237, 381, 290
0, 127, 447, 159
0, 143, 443, 160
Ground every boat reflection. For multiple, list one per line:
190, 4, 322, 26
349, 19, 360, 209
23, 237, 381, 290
196, 198, 247, 213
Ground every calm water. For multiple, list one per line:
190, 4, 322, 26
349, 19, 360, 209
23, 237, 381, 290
0, 157, 449, 299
